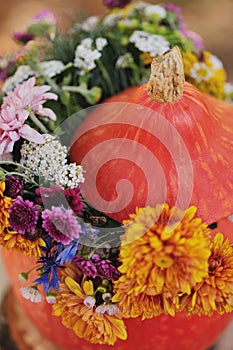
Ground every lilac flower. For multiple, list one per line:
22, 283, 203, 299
9, 196, 39, 235
184, 31, 204, 52
4, 175, 24, 198
103, 0, 131, 9
2, 77, 58, 121
73, 255, 98, 278
42, 206, 82, 244
91, 254, 120, 280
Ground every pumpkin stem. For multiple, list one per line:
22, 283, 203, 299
147, 46, 185, 104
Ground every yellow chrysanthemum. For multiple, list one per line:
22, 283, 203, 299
53, 264, 127, 346
113, 204, 211, 319
180, 233, 233, 316
0, 181, 15, 233
0, 228, 45, 258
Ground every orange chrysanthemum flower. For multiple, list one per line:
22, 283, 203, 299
180, 233, 233, 316
0, 228, 45, 258
53, 264, 127, 345
113, 204, 211, 319
0, 181, 15, 232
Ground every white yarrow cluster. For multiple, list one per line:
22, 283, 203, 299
2, 65, 34, 93
20, 134, 85, 188
129, 30, 170, 56
74, 37, 108, 75
2, 60, 65, 93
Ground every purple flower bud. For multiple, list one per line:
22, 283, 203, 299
4, 175, 24, 198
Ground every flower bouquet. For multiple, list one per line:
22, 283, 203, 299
1, 1, 233, 350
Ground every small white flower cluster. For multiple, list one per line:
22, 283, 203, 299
73, 16, 99, 32
115, 53, 134, 69
143, 5, 167, 18
2, 65, 34, 93
2, 60, 65, 93
102, 13, 123, 27
74, 37, 108, 75
129, 30, 170, 56
20, 134, 85, 189
224, 82, 233, 103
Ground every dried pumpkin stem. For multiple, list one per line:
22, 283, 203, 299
147, 46, 185, 104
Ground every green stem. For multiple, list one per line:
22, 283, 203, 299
35, 66, 62, 94
25, 106, 49, 134
97, 59, 115, 96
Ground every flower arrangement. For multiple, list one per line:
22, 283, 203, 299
1, 1, 233, 348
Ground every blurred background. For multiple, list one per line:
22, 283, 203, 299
0, 0, 233, 80
0, 0, 233, 297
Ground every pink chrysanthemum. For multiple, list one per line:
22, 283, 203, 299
42, 206, 82, 244
0, 77, 58, 154
9, 196, 39, 235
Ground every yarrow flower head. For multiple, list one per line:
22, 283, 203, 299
113, 204, 211, 319
9, 196, 39, 235
42, 206, 82, 244
129, 31, 170, 57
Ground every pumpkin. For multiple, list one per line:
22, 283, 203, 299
70, 47, 233, 225
67, 46, 233, 350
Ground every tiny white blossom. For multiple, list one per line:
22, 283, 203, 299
2, 65, 34, 93
116, 53, 134, 68
96, 37, 108, 51
102, 13, 122, 27
129, 30, 170, 56
38, 60, 65, 78
20, 286, 43, 303
209, 54, 223, 70
84, 296, 96, 308
190, 62, 213, 83
74, 16, 99, 31
144, 5, 167, 19
96, 303, 121, 316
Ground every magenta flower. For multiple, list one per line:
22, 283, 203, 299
73, 255, 98, 278
9, 196, 39, 235
42, 206, 82, 244
36, 185, 84, 216
0, 77, 58, 154
12, 32, 34, 44
91, 254, 120, 280
64, 186, 84, 216
4, 175, 24, 198
103, 0, 131, 9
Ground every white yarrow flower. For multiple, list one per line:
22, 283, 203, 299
129, 30, 170, 56
2, 65, 34, 93
209, 54, 223, 70
20, 286, 43, 303
96, 37, 108, 51
38, 60, 65, 78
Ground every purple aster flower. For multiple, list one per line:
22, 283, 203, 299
91, 254, 120, 280
9, 196, 39, 235
12, 32, 34, 44
42, 206, 81, 244
103, 0, 131, 9
4, 175, 24, 198
73, 255, 98, 278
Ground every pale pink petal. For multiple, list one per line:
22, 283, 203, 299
19, 124, 45, 144
38, 107, 57, 121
